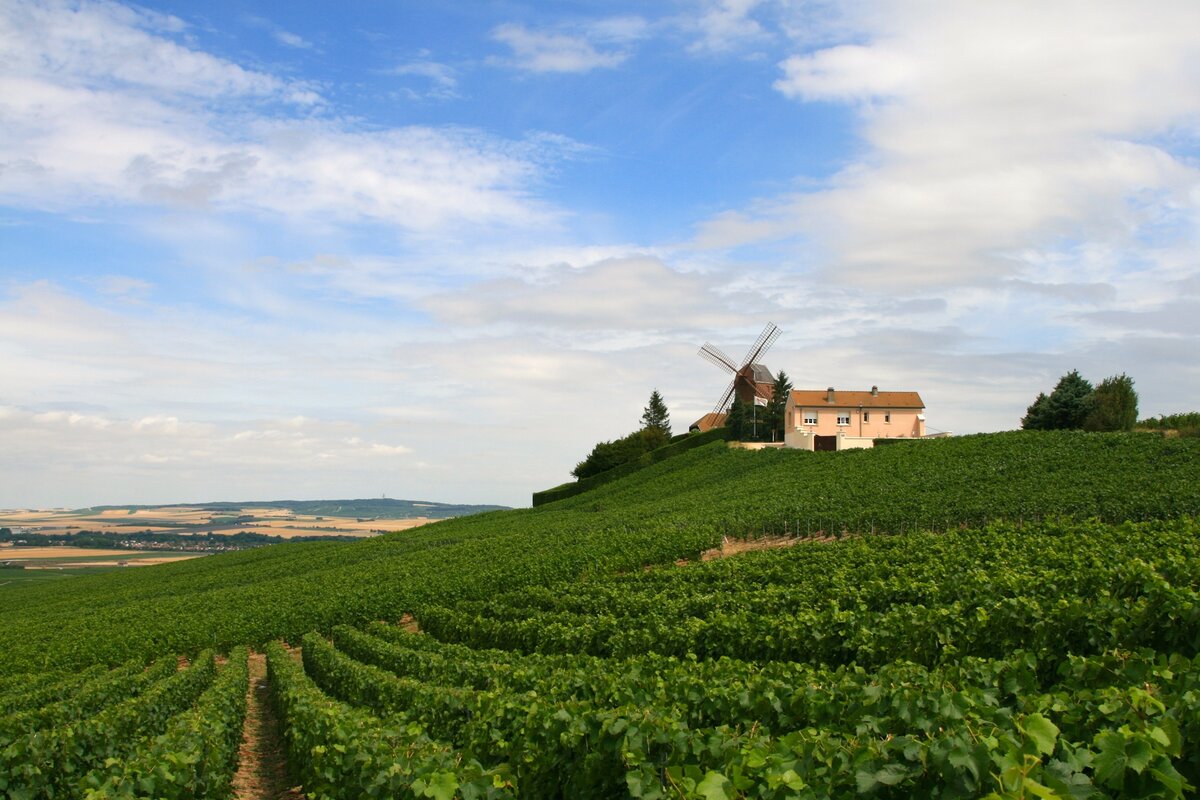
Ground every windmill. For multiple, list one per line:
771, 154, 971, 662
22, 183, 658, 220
698, 322, 782, 415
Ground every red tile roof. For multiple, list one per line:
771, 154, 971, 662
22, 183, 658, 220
790, 389, 924, 409
689, 412, 728, 432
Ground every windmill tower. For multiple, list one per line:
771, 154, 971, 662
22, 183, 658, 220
698, 322, 782, 415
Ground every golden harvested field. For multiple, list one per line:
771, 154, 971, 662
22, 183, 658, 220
0, 545, 202, 568
0, 507, 434, 538
2, 546, 134, 558
242, 517, 431, 538
31, 557, 197, 567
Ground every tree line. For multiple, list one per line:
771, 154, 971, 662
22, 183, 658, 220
1021, 370, 1138, 431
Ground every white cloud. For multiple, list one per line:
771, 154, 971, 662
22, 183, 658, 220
0, 274, 766, 507
0, 404, 418, 496
424, 255, 744, 332
242, 14, 314, 51
686, 0, 769, 54
776, 43, 914, 100
490, 19, 646, 73
390, 60, 459, 99
273, 30, 312, 50
695, 2, 1200, 300
0, 0, 566, 231
0, 0, 306, 101
88, 275, 154, 300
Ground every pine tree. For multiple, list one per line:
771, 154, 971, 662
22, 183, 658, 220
726, 398, 748, 440
765, 370, 793, 442
1022, 392, 1052, 430
1022, 370, 1096, 430
1045, 370, 1095, 429
641, 390, 671, 435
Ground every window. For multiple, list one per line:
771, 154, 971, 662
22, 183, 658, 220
803, 412, 818, 425
864, 411, 870, 422
885, 412, 891, 423
837, 414, 850, 426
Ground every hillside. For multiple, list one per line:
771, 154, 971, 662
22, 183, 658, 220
1, 430, 1198, 798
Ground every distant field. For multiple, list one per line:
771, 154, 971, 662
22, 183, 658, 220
0, 566, 122, 587
0, 506, 438, 539
0, 499, 493, 585
0, 545, 203, 588
0, 545, 200, 566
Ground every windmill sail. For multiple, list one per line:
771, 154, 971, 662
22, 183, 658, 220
698, 343, 738, 373
740, 323, 781, 368
698, 323, 782, 415
713, 379, 737, 414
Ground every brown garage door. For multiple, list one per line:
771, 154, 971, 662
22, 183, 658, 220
814, 435, 837, 452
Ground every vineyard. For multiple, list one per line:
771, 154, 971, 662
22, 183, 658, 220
0, 430, 1198, 797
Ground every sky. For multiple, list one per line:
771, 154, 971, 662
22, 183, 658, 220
1, 0, 1198, 509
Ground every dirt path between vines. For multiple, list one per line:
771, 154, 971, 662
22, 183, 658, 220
231, 651, 303, 800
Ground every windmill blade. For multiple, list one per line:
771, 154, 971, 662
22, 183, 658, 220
698, 343, 738, 373
713, 379, 736, 414
740, 322, 782, 368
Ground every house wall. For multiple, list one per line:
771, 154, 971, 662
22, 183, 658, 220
784, 429, 814, 450
785, 398, 925, 439
783, 430, 875, 451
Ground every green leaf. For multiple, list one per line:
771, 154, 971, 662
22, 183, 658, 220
780, 770, 805, 791
1149, 719, 1180, 755
1091, 731, 1127, 788
1147, 755, 1185, 796
1024, 713, 1060, 756
421, 771, 458, 800
1124, 737, 1153, 774
1023, 778, 1065, 799
695, 771, 731, 800
856, 764, 909, 792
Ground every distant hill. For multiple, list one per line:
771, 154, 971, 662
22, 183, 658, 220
80, 498, 509, 519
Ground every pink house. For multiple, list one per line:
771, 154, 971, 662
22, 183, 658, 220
785, 386, 925, 451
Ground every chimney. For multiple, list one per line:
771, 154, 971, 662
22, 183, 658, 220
871, 385, 879, 396
826, 386, 835, 403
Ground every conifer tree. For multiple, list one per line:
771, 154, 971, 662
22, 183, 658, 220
726, 398, 748, 440
1022, 392, 1052, 430
641, 390, 671, 435
1045, 370, 1095, 429
765, 370, 793, 442
1022, 370, 1094, 430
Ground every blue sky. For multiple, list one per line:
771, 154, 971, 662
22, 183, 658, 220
2, 0, 1199, 508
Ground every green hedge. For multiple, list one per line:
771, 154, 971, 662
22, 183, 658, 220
532, 428, 732, 507
873, 437, 925, 447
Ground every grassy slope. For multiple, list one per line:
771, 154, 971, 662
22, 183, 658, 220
0, 430, 1197, 675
